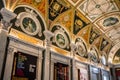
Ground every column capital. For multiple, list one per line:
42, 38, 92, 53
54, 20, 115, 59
43, 30, 54, 41
0, 8, 17, 30
70, 43, 77, 52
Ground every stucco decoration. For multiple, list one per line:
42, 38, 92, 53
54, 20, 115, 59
75, 38, 87, 57
78, 0, 118, 21
51, 25, 70, 51
13, 5, 46, 40
88, 47, 99, 63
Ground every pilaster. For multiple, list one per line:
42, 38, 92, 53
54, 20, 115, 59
0, 8, 16, 79
70, 43, 77, 80
43, 30, 54, 80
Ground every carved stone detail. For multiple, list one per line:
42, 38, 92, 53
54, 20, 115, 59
0, 8, 17, 30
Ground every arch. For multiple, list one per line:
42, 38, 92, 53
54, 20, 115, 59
50, 24, 71, 50
13, 5, 47, 30
75, 37, 88, 57
88, 45, 100, 63
108, 42, 120, 64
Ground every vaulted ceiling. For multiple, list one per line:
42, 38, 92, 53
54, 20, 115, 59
1, 0, 120, 65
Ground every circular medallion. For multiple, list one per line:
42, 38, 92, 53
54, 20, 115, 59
76, 41, 87, 57
54, 30, 69, 49
89, 49, 98, 63
17, 12, 41, 36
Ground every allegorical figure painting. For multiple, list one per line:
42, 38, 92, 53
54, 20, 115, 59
103, 17, 119, 27
22, 17, 37, 33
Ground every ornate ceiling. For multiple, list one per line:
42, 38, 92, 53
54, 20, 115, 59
1, 0, 120, 65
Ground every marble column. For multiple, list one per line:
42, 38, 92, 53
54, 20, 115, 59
0, 8, 16, 79
70, 43, 77, 80
0, 24, 8, 79
3, 47, 17, 80
43, 30, 54, 80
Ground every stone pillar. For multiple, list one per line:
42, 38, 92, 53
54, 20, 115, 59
0, 8, 16, 79
0, 24, 8, 79
43, 30, 54, 80
3, 47, 17, 80
70, 43, 77, 80
37, 50, 43, 80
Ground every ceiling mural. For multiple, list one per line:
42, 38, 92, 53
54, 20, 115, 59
100, 38, 109, 51
77, 0, 119, 21
95, 12, 120, 31
92, 37, 102, 50
5, 0, 46, 18
73, 10, 90, 34
2, 0, 120, 64
77, 25, 91, 45
49, 0, 71, 21
50, 9, 74, 32
89, 26, 100, 44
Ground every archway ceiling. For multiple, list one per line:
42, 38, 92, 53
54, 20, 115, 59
3, 0, 120, 58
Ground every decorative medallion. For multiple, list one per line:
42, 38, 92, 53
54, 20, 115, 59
52, 25, 70, 50
54, 31, 68, 48
13, 6, 46, 40
88, 48, 99, 63
17, 11, 41, 36
75, 38, 87, 57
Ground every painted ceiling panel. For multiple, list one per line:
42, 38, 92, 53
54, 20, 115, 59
50, 9, 74, 32
89, 27, 100, 44
49, 0, 70, 21
100, 38, 109, 51
92, 37, 102, 50
5, 0, 47, 18
77, 25, 91, 45
95, 12, 120, 31
77, 0, 119, 21
73, 10, 90, 34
